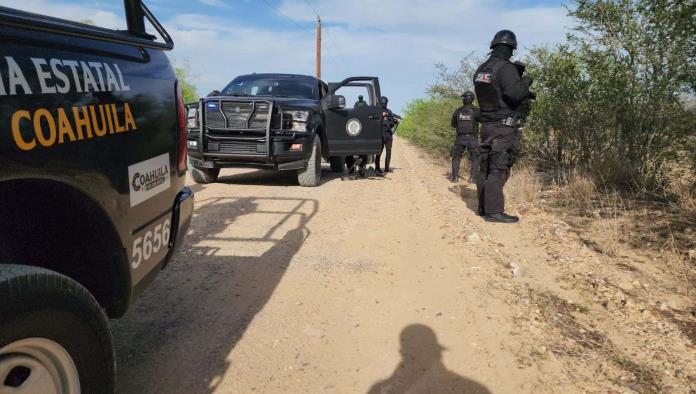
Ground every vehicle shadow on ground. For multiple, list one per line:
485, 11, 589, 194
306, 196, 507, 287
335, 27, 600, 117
449, 183, 480, 214
368, 324, 491, 394
215, 165, 343, 187
111, 195, 318, 394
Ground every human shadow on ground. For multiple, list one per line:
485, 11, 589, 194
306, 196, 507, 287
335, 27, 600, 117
368, 324, 491, 394
111, 195, 318, 394
449, 183, 480, 215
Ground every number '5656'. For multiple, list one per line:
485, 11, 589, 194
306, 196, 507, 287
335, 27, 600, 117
132, 219, 171, 269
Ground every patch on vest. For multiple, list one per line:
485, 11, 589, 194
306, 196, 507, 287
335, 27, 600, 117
459, 114, 472, 121
475, 72, 492, 83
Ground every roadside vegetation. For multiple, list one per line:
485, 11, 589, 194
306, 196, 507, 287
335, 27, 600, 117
174, 61, 198, 103
400, 0, 695, 252
401, 2, 695, 388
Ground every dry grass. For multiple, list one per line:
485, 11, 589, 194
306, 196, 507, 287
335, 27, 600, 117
667, 177, 696, 220
530, 289, 664, 393
666, 230, 695, 298
555, 171, 596, 213
506, 164, 543, 206
588, 191, 631, 257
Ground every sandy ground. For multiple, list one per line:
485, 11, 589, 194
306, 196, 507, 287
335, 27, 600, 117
111, 137, 695, 393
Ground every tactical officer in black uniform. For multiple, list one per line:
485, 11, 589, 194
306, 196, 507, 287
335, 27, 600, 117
449, 91, 481, 183
473, 30, 533, 223
376, 96, 400, 174
354, 95, 367, 108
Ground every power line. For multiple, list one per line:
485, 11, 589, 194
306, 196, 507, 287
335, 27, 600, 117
324, 28, 345, 73
259, 0, 344, 75
302, 0, 320, 19
259, 0, 309, 32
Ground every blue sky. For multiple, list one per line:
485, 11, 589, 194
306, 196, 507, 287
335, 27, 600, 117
4, 0, 573, 112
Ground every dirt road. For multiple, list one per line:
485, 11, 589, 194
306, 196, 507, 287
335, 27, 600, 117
111, 137, 695, 393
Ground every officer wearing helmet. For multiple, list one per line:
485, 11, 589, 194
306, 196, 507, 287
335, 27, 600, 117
473, 29, 533, 223
449, 91, 481, 183
354, 95, 367, 109
375, 96, 400, 174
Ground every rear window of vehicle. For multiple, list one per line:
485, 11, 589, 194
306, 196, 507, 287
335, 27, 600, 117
4, 1, 126, 30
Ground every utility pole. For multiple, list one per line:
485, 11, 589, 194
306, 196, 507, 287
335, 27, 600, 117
315, 16, 321, 79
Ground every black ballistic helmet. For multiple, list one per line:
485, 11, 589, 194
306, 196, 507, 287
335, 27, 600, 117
490, 30, 517, 49
461, 91, 475, 103
379, 96, 389, 107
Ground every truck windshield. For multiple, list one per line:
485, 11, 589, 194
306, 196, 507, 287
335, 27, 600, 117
221, 75, 316, 99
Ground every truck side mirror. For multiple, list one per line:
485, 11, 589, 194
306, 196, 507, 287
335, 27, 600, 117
329, 95, 346, 109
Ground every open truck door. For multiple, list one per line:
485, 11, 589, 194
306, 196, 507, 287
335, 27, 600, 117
322, 77, 383, 156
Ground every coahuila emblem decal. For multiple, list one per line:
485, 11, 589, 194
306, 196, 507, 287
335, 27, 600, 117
346, 118, 362, 137
128, 153, 171, 207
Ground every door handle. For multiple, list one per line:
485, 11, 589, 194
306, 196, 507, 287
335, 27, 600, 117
368, 114, 380, 120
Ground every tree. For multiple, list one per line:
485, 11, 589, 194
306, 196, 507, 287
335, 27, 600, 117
401, 0, 695, 191
427, 53, 484, 99
524, 0, 694, 188
175, 62, 198, 103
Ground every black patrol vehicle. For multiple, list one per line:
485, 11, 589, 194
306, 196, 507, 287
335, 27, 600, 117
186, 74, 386, 186
0, 1, 193, 392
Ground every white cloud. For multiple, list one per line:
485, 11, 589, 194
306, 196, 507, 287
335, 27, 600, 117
1, 0, 572, 111
3, 0, 124, 29
196, 0, 231, 8
267, 0, 572, 110
166, 14, 317, 93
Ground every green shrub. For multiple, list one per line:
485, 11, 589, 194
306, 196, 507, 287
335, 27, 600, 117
398, 97, 460, 153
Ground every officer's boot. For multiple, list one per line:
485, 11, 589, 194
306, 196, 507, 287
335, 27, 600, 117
484, 213, 519, 223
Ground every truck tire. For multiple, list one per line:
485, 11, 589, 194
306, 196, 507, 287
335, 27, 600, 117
190, 166, 220, 184
329, 156, 345, 173
297, 136, 321, 187
0, 265, 115, 394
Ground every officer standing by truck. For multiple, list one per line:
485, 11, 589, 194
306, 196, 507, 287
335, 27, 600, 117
473, 30, 533, 223
354, 95, 367, 108
449, 91, 481, 183
375, 96, 400, 174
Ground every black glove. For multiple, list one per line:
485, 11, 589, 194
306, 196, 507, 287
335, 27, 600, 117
522, 75, 534, 86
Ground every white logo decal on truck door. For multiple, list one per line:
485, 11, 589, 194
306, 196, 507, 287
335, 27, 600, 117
128, 153, 171, 207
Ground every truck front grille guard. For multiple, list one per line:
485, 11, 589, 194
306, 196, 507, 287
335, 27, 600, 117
199, 99, 274, 158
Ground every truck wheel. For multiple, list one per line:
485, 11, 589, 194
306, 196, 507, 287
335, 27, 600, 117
297, 136, 321, 187
329, 156, 345, 173
190, 165, 220, 184
0, 265, 115, 394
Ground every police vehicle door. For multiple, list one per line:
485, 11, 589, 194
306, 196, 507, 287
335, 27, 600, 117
322, 77, 383, 156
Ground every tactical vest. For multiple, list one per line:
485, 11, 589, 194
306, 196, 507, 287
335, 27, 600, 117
473, 57, 509, 113
456, 107, 477, 135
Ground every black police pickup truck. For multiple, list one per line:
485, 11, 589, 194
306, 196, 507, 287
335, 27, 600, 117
0, 1, 193, 392
187, 74, 386, 186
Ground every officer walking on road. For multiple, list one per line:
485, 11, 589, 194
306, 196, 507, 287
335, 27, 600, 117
449, 91, 481, 183
375, 96, 400, 174
473, 30, 533, 223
